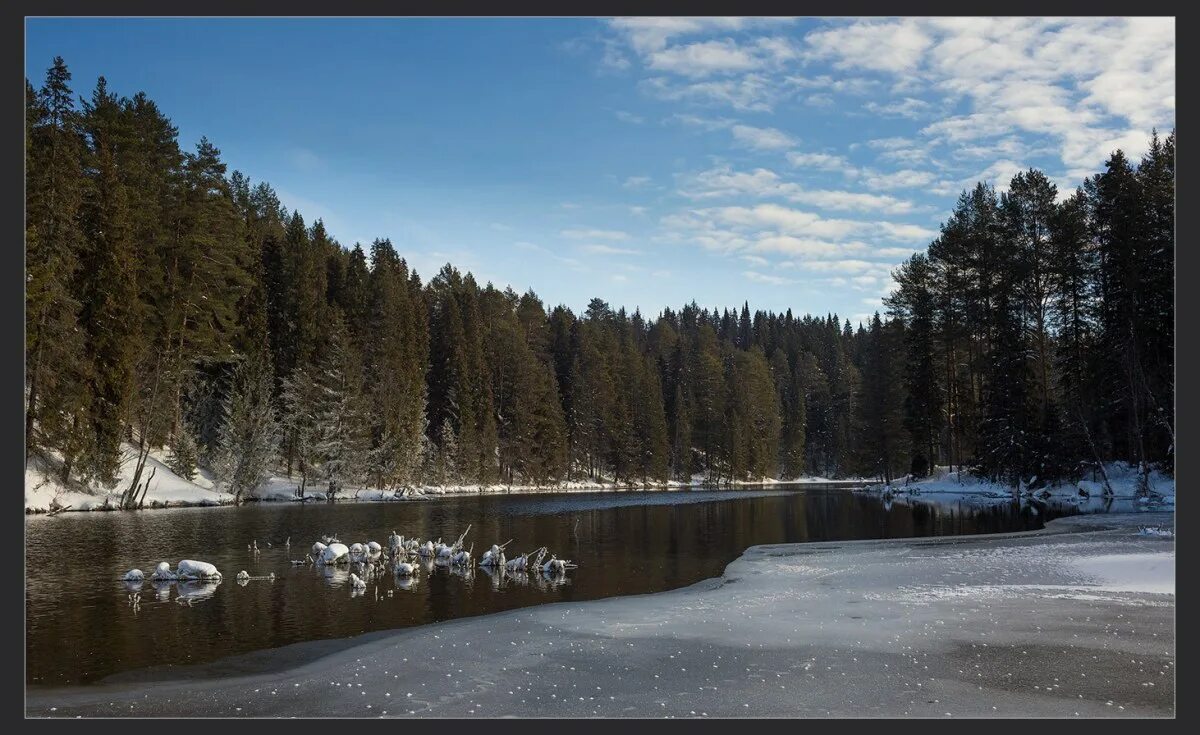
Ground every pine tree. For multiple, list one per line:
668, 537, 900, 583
212, 350, 279, 503
167, 429, 200, 481
280, 366, 320, 496
310, 317, 370, 497
855, 314, 907, 483
76, 139, 140, 485
25, 58, 89, 474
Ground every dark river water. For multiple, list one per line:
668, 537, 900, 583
26, 486, 1086, 686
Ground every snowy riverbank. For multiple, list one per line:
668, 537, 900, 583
27, 511, 1174, 717
859, 463, 1175, 511
24, 444, 862, 515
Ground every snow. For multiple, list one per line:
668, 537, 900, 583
860, 463, 1175, 509
320, 543, 350, 565
24, 443, 234, 513
176, 560, 222, 580
1071, 553, 1175, 594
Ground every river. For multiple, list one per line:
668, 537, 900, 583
26, 486, 1085, 687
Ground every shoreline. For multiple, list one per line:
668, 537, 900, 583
24, 477, 866, 516
27, 511, 1175, 718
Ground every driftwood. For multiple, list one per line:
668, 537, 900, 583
46, 504, 72, 517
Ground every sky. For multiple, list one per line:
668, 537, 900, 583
25, 17, 1175, 325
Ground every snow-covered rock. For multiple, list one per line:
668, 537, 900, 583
150, 562, 176, 581
123, 569, 144, 582
394, 562, 416, 577
320, 543, 350, 565
236, 570, 250, 581
349, 573, 367, 589
367, 541, 382, 554
176, 559, 222, 580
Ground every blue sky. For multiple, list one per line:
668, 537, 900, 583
26, 17, 1175, 324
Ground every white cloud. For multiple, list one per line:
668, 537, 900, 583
785, 74, 878, 96
730, 124, 796, 150
804, 19, 933, 73
752, 236, 864, 258
641, 74, 778, 112
647, 39, 762, 77
786, 151, 852, 172
788, 188, 914, 215
797, 259, 879, 273
622, 175, 652, 189
677, 166, 785, 199
678, 165, 916, 214
561, 228, 629, 241
581, 244, 642, 256
614, 110, 645, 124
864, 96, 932, 119
876, 246, 919, 258
862, 168, 936, 191
875, 221, 938, 242
743, 270, 797, 286
608, 17, 762, 55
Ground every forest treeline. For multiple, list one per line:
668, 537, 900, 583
25, 58, 1174, 502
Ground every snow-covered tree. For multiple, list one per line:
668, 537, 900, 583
212, 353, 279, 503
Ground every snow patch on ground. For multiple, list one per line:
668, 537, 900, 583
24, 446, 233, 513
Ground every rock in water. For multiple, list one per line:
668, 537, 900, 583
177, 560, 222, 580
321, 543, 350, 565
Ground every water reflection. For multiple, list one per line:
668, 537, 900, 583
151, 581, 173, 601
28, 487, 1093, 686
175, 580, 220, 605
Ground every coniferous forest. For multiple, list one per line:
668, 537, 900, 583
25, 58, 1175, 502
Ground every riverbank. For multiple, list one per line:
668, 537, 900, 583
860, 463, 1176, 511
27, 511, 1174, 717
24, 448, 861, 515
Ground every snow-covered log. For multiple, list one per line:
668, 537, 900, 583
541, 555, 577, 575
504, 547, 545, 573
480, 539, 513, 568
